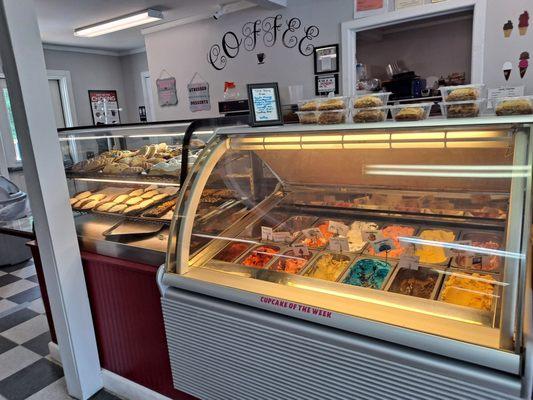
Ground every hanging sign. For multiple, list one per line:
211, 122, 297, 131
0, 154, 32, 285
88, 90, 120, 125
156, 73, 178, 107
187, 73, 211, 112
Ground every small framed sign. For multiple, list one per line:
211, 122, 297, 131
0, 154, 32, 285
315, 74, 339, 95
314, 44, 339, 74
247, 82, 283, 127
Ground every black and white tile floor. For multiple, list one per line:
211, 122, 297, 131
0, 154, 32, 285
0, 260, 121, 400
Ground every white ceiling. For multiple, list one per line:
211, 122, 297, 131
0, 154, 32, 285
34, 0, 254, 52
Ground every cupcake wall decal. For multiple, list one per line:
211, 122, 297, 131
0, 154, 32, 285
519, 52, 529, 78
503, 20, 513, 37
519, 11, 529, 35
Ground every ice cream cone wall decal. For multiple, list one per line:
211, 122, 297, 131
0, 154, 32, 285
519, 11, 529, 35
519, 52, 529, 78
503, 61, 513, 81
503, 20, 513, 37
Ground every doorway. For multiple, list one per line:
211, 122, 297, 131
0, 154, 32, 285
141, 71, 156, 122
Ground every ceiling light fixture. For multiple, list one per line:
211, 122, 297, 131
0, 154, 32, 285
74, 9, 163, 38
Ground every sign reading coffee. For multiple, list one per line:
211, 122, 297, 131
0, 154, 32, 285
208, 14, 320, 70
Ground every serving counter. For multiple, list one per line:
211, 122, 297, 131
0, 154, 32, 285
160, 116, 533, 400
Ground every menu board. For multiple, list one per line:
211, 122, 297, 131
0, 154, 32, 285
247, 83, 283, 127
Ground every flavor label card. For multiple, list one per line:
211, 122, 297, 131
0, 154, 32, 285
363, 230, 382, 243
291, 244, 310, 256
272, 231, 292, 243
372, 238, 396, 254
329, 237, 350, 252
399, 255, 420, 270
261, 226, 273, 241
327, 221, 349, 236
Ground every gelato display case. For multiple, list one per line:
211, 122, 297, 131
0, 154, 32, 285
160, 116, 533, 400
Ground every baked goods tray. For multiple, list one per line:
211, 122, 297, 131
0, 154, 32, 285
92, 195, 178, 224
102, 219, 165, 238
65, 171, 181, 185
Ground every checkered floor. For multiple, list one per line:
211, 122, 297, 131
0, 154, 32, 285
0, 259, 121, 400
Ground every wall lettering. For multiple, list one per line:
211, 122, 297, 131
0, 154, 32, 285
208, 14, 320, 70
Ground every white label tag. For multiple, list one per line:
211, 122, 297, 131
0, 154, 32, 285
329, 237, 350, 252
363, 230, 382, 243
272, 231, 292, 243
399, 255, 420, 270
291, 244, 310, 256
372, 238, 396, 254
261, 226, 273, 241
487, 86, 525, 109
302, 227, 324, 239
328, 221, 349, 236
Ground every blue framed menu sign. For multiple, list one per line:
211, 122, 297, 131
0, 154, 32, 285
247, 82, 283, 127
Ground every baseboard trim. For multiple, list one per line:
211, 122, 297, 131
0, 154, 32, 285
102, 369, 172, 400
48, 341, 61, 365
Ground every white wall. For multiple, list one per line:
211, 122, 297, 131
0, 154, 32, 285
119, 52, 149, 123
145, 0, 353, 121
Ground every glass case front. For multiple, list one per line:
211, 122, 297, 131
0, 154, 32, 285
167, 119, 532, 370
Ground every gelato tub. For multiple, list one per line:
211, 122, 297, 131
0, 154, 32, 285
237, 211, 290, 239
341, 257, 394, 290
452, 230, 503, 272
213, 242, 252, 263
239, 245, 280, 268
386, 266, 442, 299
293, 220, 344, 249
415, 228, 457, 265
365, 224, 417, 258
439, 272, 498, 312
274, 215, 318, 241
268, 250, 315, 274
303, 253, 351, 282
346, 221, 380, 253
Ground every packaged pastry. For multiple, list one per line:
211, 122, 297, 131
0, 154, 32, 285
390, 103, 432, 121
495, 96, 533, 116
318, 97, 347, 111
353, 107, 388, 123
317, 110, 346, 125
298, 99, 319, 111
440, 84, 484, 101
352, 92, 391, 109
440, 100, 484, 118
296, 111, 318, 124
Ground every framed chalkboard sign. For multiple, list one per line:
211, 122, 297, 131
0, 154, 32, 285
247, 82, 283, 127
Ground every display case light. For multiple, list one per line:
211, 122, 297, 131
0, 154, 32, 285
74, 9, 163, 37
391, 142, 445, 149
74, 177, 180, 187
446, 130, 508, 139
59, 135, 124, 142
391, 132, 445, 140
365, 164, 529, 178
128, 133, 185, 138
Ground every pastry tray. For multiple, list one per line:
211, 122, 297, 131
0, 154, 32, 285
383, 264, 445, 300
338, 255, 397, 290
93, 195, 179, 224
102, 219, 164, 238
436, 270, 500, 327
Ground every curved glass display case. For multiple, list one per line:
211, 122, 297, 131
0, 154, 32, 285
163, 116, 533, 375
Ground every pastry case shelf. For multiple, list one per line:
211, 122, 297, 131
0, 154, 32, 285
162, 116, 533, 374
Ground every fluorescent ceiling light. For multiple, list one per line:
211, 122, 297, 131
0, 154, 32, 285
74, 9, 163, 38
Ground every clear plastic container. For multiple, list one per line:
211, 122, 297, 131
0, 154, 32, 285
298, 99, 321, 111
296, 111, 319, 124
439, 99, 485, 119
317, 96, 349, 111
352, 92, 392, 109
353, 106, 389, 123
494, 96, 533, 116
389, 103, 433, 121
317, 110, 347, 125
439, 84, 484, 102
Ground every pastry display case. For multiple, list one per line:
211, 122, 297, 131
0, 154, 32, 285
160, 116, 533, 399
58, 119, 245, 265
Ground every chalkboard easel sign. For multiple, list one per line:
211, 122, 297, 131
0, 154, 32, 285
247, 82, 283, 127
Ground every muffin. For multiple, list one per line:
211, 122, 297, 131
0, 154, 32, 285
495, 99, 533, 116
318, 98, 346, 111
395, 107, 425, 121
447, 87, 479, 101
354, 95, 383, 108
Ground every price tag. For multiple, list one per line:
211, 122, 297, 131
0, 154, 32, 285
272, 231, 292, 243
329, 237, 350, 252
261, 226, 273, 241
302, 227, 324, 239
328, 221, 349, 236
291, 244, 310, 256
372, 238, 395, 254
363, 230, 382, 243
444, 240, 473, 257
398, 255, 420, 270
